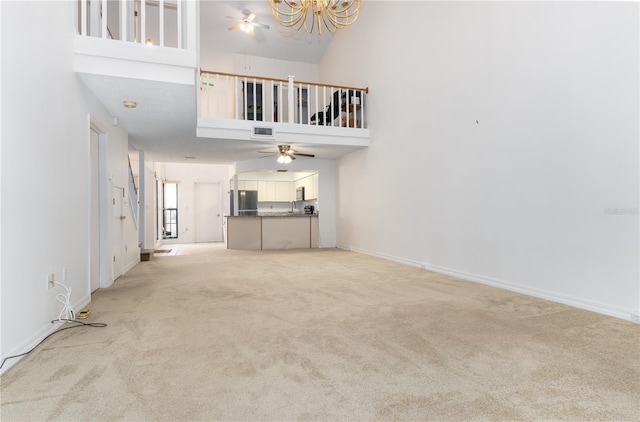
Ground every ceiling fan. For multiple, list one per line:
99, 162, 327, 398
227, 9, 270, 34
258, 145, 315, 164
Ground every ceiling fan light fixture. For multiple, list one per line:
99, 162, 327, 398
268, 0, 360, 34
277, 154, 292, 164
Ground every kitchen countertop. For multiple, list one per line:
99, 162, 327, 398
260, 213, 317, 217
225, 213, 317, 218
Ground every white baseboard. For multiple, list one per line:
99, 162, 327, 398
345, 246, 424, 269
1, 293, 92, 375
124, 257, 139, 275
342, 246, 637, 323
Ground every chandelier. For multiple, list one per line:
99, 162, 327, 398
268, 0, 360, 34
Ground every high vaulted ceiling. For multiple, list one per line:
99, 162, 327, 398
200, 0, 334, 65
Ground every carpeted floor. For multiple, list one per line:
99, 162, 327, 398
1, 248, 638, 421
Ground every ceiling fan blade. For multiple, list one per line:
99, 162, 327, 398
257, 150, 275, 154
294, 153, 315, 158
226, 16, 243, 22
253, 22, 270, 30
227, 24, 241, 31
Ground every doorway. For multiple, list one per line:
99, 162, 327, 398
194, 182, 223, 242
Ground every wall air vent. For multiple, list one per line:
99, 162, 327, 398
252, 126, 275, 138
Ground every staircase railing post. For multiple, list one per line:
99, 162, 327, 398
287, 75, 295, 124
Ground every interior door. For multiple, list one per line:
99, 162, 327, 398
194, 182, 222, 242
113, 186, 124, 280
90, 128, 100, 292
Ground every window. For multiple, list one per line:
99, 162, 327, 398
163, 182, 178, 239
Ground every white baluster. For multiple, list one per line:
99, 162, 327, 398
159, 0, 164, 46
279, 81, 283, 122
120, 0, 126, 41
206, 73, 211, 117
262, 79, 266, 122
80, 0, 87, 35
141, 0, 145, 43
235, 77, 239, 120
177, 0, 182, 49
307, 84, 311, 124
287, 76, 295, 124
102, 0, 107, 39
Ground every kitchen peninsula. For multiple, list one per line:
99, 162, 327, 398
226, 214, 319, 250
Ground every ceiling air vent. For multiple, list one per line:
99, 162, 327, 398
252, 126, 274, 138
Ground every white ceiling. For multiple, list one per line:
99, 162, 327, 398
79, 1, 350, 165
200, 0, 334, 65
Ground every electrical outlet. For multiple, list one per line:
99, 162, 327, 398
47, 273, 55, 289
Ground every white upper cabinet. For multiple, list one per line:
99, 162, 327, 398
274, 182, 292, 202
295, 174, 318, 200
258, 180, 292, 202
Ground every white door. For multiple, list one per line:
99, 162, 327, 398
194, 182, 222, 242
89, 128, 100, 292
113, 187, 124, 280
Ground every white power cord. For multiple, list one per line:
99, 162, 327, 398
54, 282, 75, 322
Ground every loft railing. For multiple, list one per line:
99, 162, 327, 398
77, 0, 186, 49
200, 70, 368, 129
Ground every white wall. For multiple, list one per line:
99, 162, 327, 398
322, 2, 639, 320
200, 51, 319, 83
143, 161, 157, 248
1, 1, 136, 370
156, 162, 233, 244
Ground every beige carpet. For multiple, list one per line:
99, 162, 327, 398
1, 248, 638, 421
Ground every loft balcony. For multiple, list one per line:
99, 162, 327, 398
73, 0, 370, 157
197, 71, 370, 148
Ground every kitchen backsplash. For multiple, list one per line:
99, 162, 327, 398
258, 200, 319, 214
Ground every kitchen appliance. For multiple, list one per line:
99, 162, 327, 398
296, 186, 305, 201
304, 205, 314, 215
230, 190, 258, 216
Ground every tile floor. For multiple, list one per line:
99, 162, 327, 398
155, 242, 226, 256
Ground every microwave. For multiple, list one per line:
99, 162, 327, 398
296, 186, 305, 201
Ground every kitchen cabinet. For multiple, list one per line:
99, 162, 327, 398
240, 180, 258, 190
258, 180, 292, 202
257, 181, 272, 201
293, 174, 318, 200
227, 215, 319, 250
274, 181, 291, 201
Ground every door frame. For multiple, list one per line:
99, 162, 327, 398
112, 185, 125, 281
89, 117, 111, 290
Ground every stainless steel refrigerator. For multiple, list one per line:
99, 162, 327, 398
230, 190, 258, 215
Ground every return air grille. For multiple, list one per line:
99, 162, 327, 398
252, 126, 274, 138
